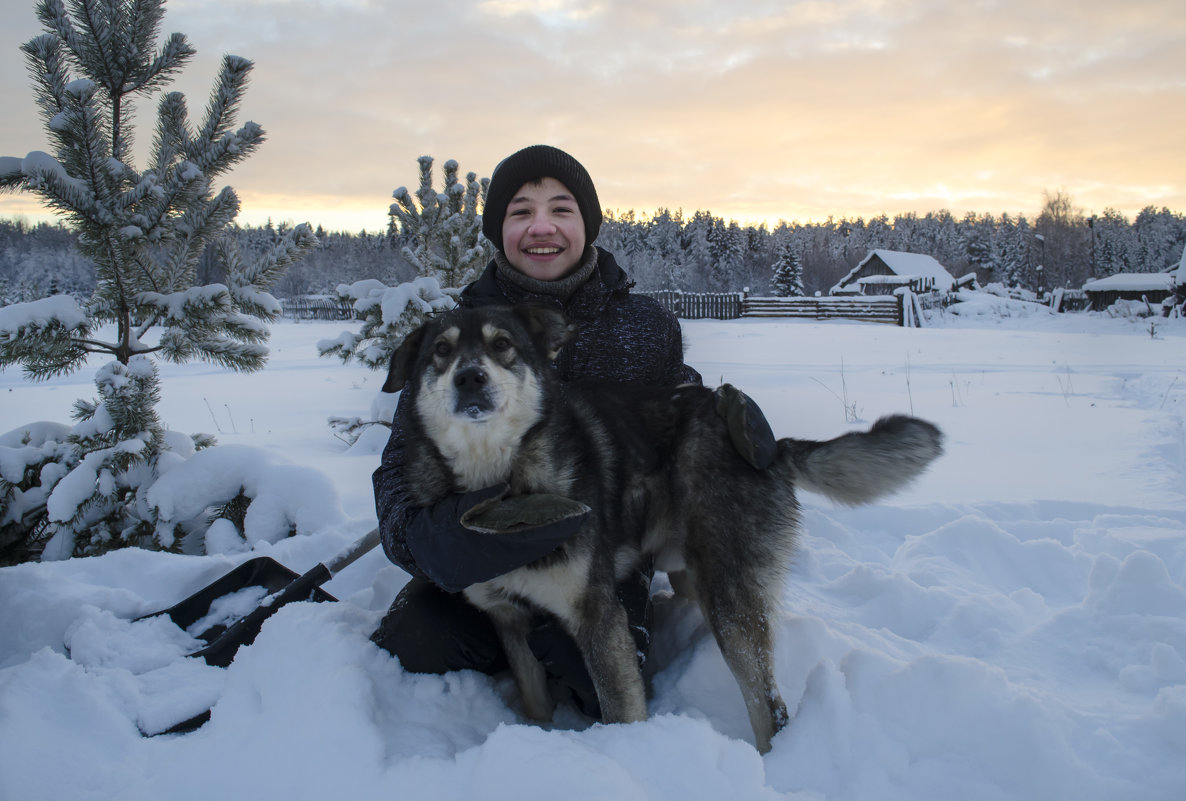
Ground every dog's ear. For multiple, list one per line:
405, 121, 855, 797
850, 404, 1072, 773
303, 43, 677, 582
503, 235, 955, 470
514, 304, 576, 361
382, 325, 428, 393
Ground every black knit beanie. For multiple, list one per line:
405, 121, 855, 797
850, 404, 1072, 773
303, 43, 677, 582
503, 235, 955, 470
482, 145, 602, 252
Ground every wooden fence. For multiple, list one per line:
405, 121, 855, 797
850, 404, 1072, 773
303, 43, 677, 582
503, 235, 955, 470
636, 290, 929, 326
279, 296, 355, 320
637, 290, 744, 320
279, 290, 926, 327
741, 295, 906, 325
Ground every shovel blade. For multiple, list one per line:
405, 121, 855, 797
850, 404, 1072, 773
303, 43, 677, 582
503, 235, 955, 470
141, 556, 337, 646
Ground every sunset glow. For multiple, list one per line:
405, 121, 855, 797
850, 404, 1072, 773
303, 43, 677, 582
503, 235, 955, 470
2, 0, 1183, 233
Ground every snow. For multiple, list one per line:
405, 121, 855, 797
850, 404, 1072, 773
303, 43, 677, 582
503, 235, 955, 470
138, 284, 232, 320
0, 293, 88, 334
147, 444, 347, 547
1, 305, 1185, 800
64, 79, 96, 97
20, 150, 90, 196
335, 275, 455, 324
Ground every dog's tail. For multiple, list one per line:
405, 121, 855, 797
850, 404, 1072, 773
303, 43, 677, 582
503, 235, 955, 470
781, 415, 943, 506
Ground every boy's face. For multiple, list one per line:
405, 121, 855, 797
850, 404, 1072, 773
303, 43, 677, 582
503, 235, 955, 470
501, 176, 587, 281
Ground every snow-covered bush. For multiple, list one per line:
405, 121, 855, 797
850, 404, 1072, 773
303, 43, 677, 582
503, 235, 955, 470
146, 445, 345, 554
317, 276, 456, 371
0, 421, 72, 564
0, 0, 315, 561
318, 276, 456, 444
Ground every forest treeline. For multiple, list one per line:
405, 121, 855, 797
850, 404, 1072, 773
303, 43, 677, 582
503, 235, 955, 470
3, 194, 1184, 305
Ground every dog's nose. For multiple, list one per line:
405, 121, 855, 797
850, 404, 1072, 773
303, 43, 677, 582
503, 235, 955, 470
454, 365, 488, 389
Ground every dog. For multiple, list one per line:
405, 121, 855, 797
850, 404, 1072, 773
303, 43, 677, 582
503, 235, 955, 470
383, 304, 943, 753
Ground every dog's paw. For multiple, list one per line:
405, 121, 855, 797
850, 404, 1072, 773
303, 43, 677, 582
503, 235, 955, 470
461, 493, 591, 534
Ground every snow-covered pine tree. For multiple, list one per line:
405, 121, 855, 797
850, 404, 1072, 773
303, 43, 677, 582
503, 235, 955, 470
319, 156, 492, 371
681, 211, 715, 292
318, 156, 493, 445
770, 241, 806, 297
390, 156, 492, 289
998, 214, 1037, 292
705, 216, 744, 292
1092, 208, 1133, 277
0, 0, 315, 561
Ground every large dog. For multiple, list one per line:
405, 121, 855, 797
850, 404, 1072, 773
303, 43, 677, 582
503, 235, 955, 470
383, 304, 943, 753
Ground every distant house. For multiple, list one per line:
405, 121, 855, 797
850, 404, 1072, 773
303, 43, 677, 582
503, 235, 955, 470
1081, 271, 1176, 312
831, 250, 956, 296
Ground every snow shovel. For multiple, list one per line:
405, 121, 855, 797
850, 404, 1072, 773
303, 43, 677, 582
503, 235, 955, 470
140, 527, 382, 669
133, 528, 381, 735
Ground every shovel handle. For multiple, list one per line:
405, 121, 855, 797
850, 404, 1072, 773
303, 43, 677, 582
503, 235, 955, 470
323, 527, 381, 576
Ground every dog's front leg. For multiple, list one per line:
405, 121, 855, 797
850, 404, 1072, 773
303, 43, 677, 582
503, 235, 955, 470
573, 591, 648, 724
485, 603, 555, 722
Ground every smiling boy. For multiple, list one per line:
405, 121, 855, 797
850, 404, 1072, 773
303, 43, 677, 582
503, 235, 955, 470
372, 144, 773, 717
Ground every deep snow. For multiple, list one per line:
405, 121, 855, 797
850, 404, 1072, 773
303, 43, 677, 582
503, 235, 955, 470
1, 298, 1184, 800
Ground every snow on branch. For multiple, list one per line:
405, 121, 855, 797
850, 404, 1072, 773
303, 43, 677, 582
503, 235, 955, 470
0, 295, 93, 380
318, 276, 456, 369
0, 294, 88, 335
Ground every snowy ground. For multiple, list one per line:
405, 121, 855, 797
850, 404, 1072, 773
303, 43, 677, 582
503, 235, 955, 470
2, 298, 1184, 800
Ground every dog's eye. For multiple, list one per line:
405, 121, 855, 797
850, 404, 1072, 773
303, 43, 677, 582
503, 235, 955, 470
433, 341, 452, 358
491, 337, 512, 353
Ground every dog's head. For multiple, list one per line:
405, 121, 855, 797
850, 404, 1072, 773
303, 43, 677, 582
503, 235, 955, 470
383, 304, 574, 425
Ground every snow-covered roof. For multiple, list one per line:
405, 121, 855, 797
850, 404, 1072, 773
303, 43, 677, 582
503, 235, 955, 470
834, 249, 955, 292
1081, 273, 1175, 293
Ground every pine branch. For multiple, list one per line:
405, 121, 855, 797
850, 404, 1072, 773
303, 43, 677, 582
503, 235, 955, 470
128, 0, 167, 74
135, 31, 195, 93
20, 34, 69, 134
35, 1, 85, 72
151, 91, 190, 175
159, 184, 240, 284
195, 121, 265, 180
196, 55, 252, 146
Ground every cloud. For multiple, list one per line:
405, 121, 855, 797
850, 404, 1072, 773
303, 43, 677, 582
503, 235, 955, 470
1, 0, 1183, 231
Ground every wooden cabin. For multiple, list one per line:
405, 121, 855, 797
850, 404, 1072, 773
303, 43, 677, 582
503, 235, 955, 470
1081, 272, 1176, 312
831, 250, 956, 296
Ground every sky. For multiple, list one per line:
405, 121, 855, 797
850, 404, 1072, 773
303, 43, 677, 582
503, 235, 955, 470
1, 0, 1184, 234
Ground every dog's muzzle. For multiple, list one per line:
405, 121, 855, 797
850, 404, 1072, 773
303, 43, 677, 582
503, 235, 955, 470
452, 365, 495, 419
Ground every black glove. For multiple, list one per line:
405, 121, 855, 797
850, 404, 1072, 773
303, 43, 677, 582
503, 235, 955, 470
714, 383, 778, 469
405, 484, 591, 593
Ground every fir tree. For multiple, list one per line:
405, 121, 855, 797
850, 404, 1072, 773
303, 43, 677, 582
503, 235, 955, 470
770, 242, 805, 297
0, 0, 314, 560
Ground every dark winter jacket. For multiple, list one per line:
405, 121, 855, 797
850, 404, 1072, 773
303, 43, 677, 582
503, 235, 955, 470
372, 246, 702, 580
